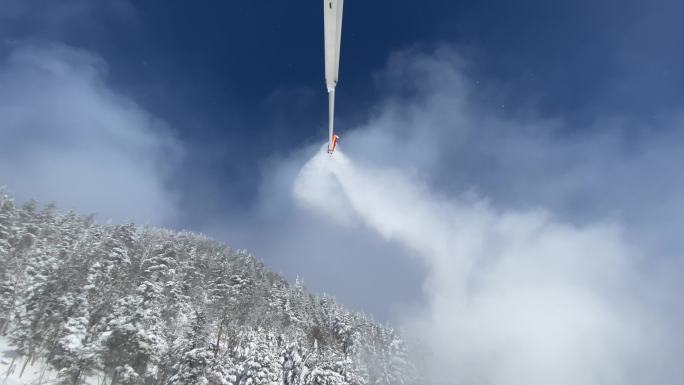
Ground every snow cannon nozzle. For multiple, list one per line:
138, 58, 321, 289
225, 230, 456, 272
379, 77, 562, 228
327, 134, 340, 154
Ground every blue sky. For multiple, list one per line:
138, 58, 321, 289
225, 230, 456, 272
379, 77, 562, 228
2, 0, 684, 326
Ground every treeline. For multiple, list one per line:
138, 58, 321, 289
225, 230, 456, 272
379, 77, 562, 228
0, 190, 413, 385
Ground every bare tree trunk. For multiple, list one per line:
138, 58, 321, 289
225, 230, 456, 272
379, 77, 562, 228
19, 355, 31, 378
214, 322, 224, 357
45, 337, 59, 364
72, 369, 82, 385
2, 355, 17, 385
214, 307, 227, 358
38, 360, 51, 384
31, 349, 41, 365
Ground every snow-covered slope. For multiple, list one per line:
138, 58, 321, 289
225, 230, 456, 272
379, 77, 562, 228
1, 336, 105, 384
0, 335, 27, 385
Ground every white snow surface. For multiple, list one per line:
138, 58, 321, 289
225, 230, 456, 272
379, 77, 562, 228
0, 336, 101, 385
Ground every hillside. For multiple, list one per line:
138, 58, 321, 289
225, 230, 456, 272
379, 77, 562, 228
0, 190, 413, 385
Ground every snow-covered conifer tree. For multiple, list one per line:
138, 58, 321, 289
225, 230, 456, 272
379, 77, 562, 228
167, 310, 212, 385
50, 294, 99, 385
0, 193, 414, 385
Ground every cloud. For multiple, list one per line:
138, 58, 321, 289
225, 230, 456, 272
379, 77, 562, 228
0, 43, 182, 225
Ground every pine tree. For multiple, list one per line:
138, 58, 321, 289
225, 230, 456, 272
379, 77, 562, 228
50, 294, 99, 385
233, 329, 283, 385
10, 240, 60, 372
167, 310, 212, 385
0, 189, 16, 256
0, 190, 17, 334
101, 292, 167, 385
282, 342, 304, 385
300, 340, 346, 385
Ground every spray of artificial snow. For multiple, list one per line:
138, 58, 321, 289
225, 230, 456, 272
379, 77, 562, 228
293, 145, 678, 385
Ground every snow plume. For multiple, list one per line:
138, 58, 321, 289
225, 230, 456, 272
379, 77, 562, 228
0, 43, 181, 225
287, 45, 684, 383
294, 148, 680, 384
245, 47, 684, 325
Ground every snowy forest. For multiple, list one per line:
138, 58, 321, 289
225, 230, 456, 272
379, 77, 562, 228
0, 190, 414, 385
